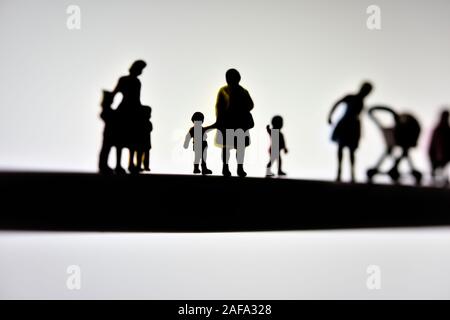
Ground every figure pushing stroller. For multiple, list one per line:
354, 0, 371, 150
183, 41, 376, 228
366, 106, 422, 185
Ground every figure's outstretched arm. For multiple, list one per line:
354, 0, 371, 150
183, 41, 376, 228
368, 106, 398, 129
328, 99, 344, 124
183, 132, 192, 149
112, 79, 121, 97
266, 125, 271, 135
204, 123, 217, 131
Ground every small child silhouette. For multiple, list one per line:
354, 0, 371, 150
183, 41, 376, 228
266, 116, 288, 177
139, 106, 153, 172
184, 112, 213, 175
129, 105, 152, 173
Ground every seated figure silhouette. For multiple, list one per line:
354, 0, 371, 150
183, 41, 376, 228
328, 82, 373, 182
366, 106, 422, 185
184, 112, 212, 175
266, 116, 288, 177
428, 110, 450, 185
98, 60, 147, 174
213, 69, 254, 177
129, 105, 152, 173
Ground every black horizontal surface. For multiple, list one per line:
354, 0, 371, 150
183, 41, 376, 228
0, 172, 449, 232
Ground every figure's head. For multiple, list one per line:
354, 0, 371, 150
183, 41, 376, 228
271, 115, 284, 129
440, 110, 449, 124
225, 69, 241, 86
358, 82, 373, 97
191, 112, 205, 124
129, 60, 147, 76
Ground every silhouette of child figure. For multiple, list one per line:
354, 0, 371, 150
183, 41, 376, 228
328, 82, 373, 182
184, 112, 213, 175
429, 110, 450, 185
266, 116, 288, 177
130, 105, 152, 173
98, 90, 117, 174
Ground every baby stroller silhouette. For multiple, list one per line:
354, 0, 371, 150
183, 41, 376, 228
366, 106, 422, 185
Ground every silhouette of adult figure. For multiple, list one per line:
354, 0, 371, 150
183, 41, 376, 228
429, 110, 450, 184
214, 69, 254, 177
328, 82, 373, 182
111, 60, 147, 174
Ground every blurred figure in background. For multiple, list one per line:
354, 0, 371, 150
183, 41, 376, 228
328, 82, 373, 182
429, 110, 450, 186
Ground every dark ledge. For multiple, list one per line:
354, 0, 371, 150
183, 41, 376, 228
0, 172, 449, 232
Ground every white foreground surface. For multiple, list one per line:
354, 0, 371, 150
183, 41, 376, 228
0, 228, 449, 299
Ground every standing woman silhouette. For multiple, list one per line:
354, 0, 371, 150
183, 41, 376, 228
328, 82, 373, 182
214, 69, 254, 177
111, 60, 147, 174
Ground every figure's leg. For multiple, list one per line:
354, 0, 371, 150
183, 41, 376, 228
134, 151, 143, 173
266, 159, 272, 169
201, 146, 212, 175
193, 144, 202, 174
350, 148, 356, 183
128, 149, 135, 171
237, 147, 247, 177
143, 150, 150, 171
278, 155, 286, 176
266, 148, 275, 177
236, 132, 248, 178
99, 143, 113, 174
115, 147, 126, 174
222, 147, 231, 177
266, 159, 274, 177
336, 145, 344, 182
